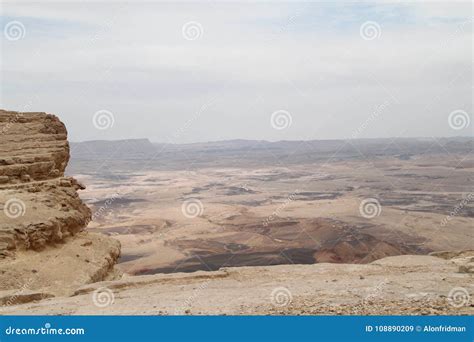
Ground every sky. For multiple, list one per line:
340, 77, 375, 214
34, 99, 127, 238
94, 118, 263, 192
0, 0, 472, 143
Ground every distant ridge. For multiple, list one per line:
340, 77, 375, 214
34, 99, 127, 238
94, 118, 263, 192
70, 139, 156, 160
68, 137, 473, 172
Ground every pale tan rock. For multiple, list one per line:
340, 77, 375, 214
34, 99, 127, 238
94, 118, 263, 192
0, 110, 121, 296
0, 253, 472, 315
0, 289, 54, 306
0, 110, 91, 253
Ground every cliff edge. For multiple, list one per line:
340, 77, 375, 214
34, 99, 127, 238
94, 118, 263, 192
0, 110, 120, 299
0, 253, 472, 315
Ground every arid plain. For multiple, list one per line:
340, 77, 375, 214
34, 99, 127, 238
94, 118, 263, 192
69, 139, 474, 277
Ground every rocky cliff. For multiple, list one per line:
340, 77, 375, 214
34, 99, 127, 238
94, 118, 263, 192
0, 110, 120, 298
0, 110, 91, 253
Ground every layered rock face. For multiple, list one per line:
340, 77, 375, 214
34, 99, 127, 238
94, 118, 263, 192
0, 111, 70, 183
0, 110, 91, 254
0, 110, 120, 297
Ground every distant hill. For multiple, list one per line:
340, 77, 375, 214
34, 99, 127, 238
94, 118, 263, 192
68, 137, 473, 173
70, 139, 156, 160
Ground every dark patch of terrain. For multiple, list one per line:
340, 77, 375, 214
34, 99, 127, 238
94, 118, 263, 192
89, 197, 147, 209
133, 217, 428, 275
89, 224, 156, 235
135, 248, 317, 275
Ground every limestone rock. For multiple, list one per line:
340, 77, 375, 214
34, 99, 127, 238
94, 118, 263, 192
0, 253, 472, 315
0, 289, 54, 306
0, 110, 121, 295
0, 110, 91, 254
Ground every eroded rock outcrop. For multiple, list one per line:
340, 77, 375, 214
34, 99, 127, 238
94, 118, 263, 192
0, 110, 92, 253
0, 110, 120, 297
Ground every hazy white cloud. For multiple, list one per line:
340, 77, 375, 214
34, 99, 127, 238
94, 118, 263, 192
0, 1, 472, 142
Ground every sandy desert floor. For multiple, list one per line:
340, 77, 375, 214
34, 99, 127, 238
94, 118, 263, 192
74, 154, 473, 276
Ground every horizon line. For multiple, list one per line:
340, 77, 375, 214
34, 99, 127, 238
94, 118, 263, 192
70, 135, 473, 145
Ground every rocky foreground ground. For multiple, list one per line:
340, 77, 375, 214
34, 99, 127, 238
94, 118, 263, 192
0, 252, 472, 315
